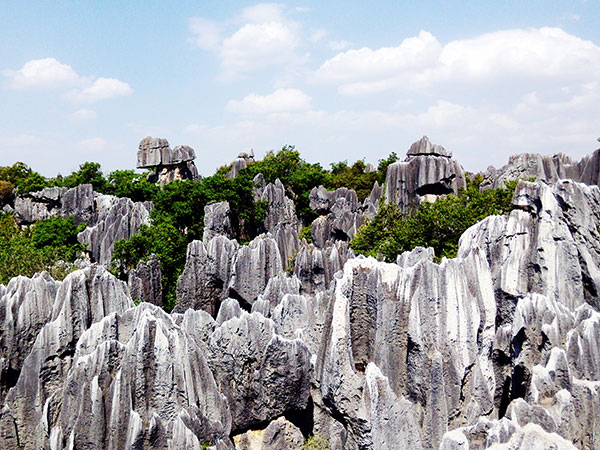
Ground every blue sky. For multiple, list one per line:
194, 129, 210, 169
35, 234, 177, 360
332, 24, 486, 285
1, 1, 599, 176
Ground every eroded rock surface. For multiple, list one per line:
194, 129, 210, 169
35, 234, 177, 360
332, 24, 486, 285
137, 136, 199, 185
385, 136, 466, 213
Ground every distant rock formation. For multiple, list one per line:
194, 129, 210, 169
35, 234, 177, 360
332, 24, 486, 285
384, 136, 466, 213
137, 136, 199, 185
481, 145, 600, 190
226, 149, 255, 178
13, 184, 95, 225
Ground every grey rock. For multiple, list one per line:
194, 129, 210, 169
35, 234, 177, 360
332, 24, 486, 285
384, 136, 466, 214
207, 311, 311, 433
137, 136, 199, 184
232, 416, 304, 450
14, 184, 95, 225
226, 150, 255, 179
294, 240, 354, 294
0, 266, 134, 449
458, 180, 600, 312
137, 136, 170, 167
50, 304, 231, 449
175, 236, 239, 315
480, 147, 600, 190
309, 186, 364, 247
396, 246, 435, 268
228, 234, 283, 307
407, 135, 453, 157
0, 272, 58, 403
127, 253, 162, 306
260, 179, 300, 233
260, 272, 301, 311
314, 249, 496, 449
78, 194, 152, 265
215, 297, 244, 325
203, 201, 233, 242
363, 180, 383, 219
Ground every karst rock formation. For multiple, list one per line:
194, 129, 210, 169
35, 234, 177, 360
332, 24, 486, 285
1, 136, 600, 449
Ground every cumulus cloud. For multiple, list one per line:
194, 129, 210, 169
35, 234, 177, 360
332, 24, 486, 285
3, 58, 133, 104
227, 88, 311, 114
189, 3, 307, 79
314, 28, 600, 96
67, 78, 133, 103
3, 58, 81, 90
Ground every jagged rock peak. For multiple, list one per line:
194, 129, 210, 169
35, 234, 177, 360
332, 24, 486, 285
406, 135, 452, 158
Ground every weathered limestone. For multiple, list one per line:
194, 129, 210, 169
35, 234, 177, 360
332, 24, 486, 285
294, 240, 354, 294
228, 234, 283, 307
226, 150, 255, 179
384, 136, 466, 214
458, 180, 600, 312
51, 304, 232, 449
203, 201, 233, 242
0, 266, 134, 449
127, 253, 162, 306
232, 417, 304, 450
309, 186, 365, 247
481, 146, 600, 190
13, 184, 95, 225
175, 236, 239, 316
136, 136, 199, 185
207, 311, 311, 434
311, 246, 497, 449
0, 272, 58, 403
77, 194, 152, 265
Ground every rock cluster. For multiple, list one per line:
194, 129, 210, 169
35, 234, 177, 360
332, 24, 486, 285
2, 138, 600, 449
137, 136, 199, 185
481, 146, 600, 189
9, 184, 152, 266
13, 184, 95, 225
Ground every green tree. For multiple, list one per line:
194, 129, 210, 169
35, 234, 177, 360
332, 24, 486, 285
61, 162, 108, 191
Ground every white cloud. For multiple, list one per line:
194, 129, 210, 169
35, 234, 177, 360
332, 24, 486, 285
188, 17, 222, 51
227, 88, 311, 114
4, 58, 133, 104
67, 78, 133, 103
314, 28, 600, 96
328, 40, 352, 51
309, 29, 327, 42
221, 21, 301, 79
3, 58, 80, 90
189, 3, 307, 80
239, 3, 286, 23
71, 109, 97, 120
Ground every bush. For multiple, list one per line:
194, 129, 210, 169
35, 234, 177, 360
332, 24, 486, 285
350, 175, 517, 262
0, 215, 83, 284
301, 434, 329, 450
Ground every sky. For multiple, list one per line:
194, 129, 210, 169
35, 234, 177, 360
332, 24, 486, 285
1, 1, 599, 177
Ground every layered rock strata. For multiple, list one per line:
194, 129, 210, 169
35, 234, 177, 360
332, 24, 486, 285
137, 136, 199, 185
481, 146, 600, 190
384, 136, 466, 213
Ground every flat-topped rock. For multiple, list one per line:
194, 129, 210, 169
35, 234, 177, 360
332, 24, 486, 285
137, 137, 195, 167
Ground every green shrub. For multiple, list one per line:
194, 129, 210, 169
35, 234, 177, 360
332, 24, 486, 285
301, 434, 329, 450
350, 175, 517, 262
